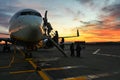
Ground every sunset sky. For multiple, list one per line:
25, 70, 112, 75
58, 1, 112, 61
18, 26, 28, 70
0, 0, 120, 42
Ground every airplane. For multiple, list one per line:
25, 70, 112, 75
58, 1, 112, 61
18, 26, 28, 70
0, 9, 79, 57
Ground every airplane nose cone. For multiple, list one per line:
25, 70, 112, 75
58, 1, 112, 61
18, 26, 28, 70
18, 16, 43, 42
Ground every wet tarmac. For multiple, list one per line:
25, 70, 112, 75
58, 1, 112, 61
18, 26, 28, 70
0, 44, 120, 80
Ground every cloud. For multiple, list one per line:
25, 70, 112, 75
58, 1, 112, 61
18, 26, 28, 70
0, 0, 22, 27
77, 14, 120, 42
76, 0, 114, 12
76, 0, 94, 5
76, 0, 100, 10
64, 7, 84, 21
80, 20, 103, 25
101, 4, 120, 30
0, 0, 21, 12
102, 4, 120, 17
115, 24, 120, 29
0, 12, 11, 27
76, 0, 99, 11
76, 0, 112, 7
79, 20, 104, 30
80, 28, 120, 42
78, 3, 120, 30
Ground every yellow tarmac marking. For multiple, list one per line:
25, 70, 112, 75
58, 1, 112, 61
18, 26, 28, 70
28, 60, 37, 69
62, 76, 88, 80
10, 70, 35, 74
38, 71, 51, 80
29, 60, 51, 80
16, 47, 51, 80
28, 60, 51, 80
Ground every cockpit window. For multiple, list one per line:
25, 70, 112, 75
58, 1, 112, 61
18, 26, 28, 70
20, 11, 41, 17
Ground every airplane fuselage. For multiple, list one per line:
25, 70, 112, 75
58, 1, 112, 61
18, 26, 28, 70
9, 9, 45, 45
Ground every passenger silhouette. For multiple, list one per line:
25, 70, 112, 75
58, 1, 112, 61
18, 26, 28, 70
76, 43, 81, 57
60, 42, 64, 50
53, 31, 58, 44
60, 38, 64, 50
70, 43, 75, 57
47, 22, 53, 35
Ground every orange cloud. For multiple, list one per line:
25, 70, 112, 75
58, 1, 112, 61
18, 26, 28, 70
65, 13, 120, 42
84, 29, 120, 42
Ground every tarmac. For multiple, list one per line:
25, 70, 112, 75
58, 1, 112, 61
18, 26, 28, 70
0, 44, 120, 80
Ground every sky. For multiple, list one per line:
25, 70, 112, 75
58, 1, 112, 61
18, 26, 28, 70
0, 0, 120, 42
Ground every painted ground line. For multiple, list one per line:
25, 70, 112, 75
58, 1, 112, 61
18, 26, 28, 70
92, 49, 100, 54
